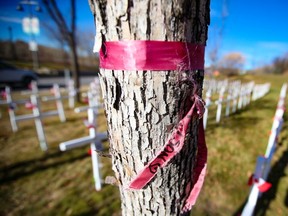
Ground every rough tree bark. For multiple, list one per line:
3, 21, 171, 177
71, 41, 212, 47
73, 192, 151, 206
89, 0, 210, 215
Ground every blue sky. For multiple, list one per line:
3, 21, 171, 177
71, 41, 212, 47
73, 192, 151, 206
0, 0, 288, 69
0, 0, 95, 49
208, 0, 288, 69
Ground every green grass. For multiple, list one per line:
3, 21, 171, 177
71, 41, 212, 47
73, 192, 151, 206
0, 74, 287, 216
0, 97, 121, 216
193, 74, 288, 216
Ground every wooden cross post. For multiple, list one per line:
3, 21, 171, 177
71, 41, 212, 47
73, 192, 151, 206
59, 79, 107, 190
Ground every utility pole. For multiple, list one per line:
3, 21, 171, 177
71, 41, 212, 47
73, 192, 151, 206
17, 0, 42, 70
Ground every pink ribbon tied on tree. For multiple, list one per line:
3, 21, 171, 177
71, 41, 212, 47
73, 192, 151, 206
99, 40, 207, 212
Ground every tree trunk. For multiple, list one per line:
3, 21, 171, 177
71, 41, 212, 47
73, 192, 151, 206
89, 0, 210, 215
41, 0, 81, 102
69, 36, 81, 102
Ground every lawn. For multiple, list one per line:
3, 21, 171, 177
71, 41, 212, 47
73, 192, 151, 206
0, 73, 287, 216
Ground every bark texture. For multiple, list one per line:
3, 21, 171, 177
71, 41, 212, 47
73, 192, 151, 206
89, 0, 210, 215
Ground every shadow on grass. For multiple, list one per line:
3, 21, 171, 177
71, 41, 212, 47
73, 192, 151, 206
206, 107, 261, 134
254, 152, 288, 215
233, 148, 288, 216
205, 98, 276, 136
285, 189, 288, 207
0, 149, 89, 184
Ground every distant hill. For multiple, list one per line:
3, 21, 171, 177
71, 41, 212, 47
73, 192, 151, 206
0, 40, 99, 74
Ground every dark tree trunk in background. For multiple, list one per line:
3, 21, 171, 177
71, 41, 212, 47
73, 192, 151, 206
89, 0, 210, 215
69, 36, 80, 100
42, 0, 81, 101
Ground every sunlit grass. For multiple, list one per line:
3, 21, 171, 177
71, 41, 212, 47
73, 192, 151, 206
0, 74, 287, 215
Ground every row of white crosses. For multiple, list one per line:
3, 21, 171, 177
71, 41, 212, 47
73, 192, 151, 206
21, 78, 76, 109
2, 82, 66, 129
0, 79, 78, 151
1, 78, 77, 129
241, 83, 287, 216
203, 78, 229, 95
203, 80, 229, 129
42, 79, 76, 109
0, 81, 67, 151
237, 81, 255, 109
59, 78, 107, 191
203, 79, 270, 129
252, 83, 271, 101
203, 79, 235, 128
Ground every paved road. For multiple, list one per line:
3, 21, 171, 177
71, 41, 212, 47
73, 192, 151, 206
0, 76, 97, 91
38, 76, 97, 88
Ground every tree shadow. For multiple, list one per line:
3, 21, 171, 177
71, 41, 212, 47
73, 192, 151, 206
38, 83, 66, 89
232, 148, 288, 216
0, 149, 89, 184
253, 150, 288, 215
206, 98, 274, 134
206, 110, 261, 138
285, 189, 288, 207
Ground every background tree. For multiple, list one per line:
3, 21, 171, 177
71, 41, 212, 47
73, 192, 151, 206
219, 52, 246, 75
41, 22, 70, 67
76, 29, 99, 69
89, 0, 210, 215
208, 0, 228, 72
76, 29, 94, 56
42, 0, 81, 101
272, 53, 288, 74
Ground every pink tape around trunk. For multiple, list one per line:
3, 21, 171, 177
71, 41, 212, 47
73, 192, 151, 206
100, 41, 205, 71
99, 39, 207, 211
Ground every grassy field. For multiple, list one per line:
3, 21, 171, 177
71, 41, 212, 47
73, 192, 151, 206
0, 74, 287, 216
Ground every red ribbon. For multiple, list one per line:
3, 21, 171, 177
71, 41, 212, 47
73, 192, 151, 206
247, 174, 272, 193
1, 91, 7, 99
100, 41, 205, 71
182, 119, 207, 212
128, 100, 199, 189
128, 97, 207, 212
25, 102, 35, 110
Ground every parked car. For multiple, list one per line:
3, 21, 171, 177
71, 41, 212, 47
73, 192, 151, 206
0, 61, 38, 88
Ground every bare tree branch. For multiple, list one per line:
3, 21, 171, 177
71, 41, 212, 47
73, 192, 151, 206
41, 0, 81, 101
50, 0, 70, 33
71, 0, 76, 37
42, 0, 70, 42
41, 22, 66, 45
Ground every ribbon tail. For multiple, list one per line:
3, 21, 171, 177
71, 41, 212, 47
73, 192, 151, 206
182, 164, 207, 212
128, 165, 158, 189
182, 119, 208, 212
128, 103, 196, 189
257, 179, 272, 193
